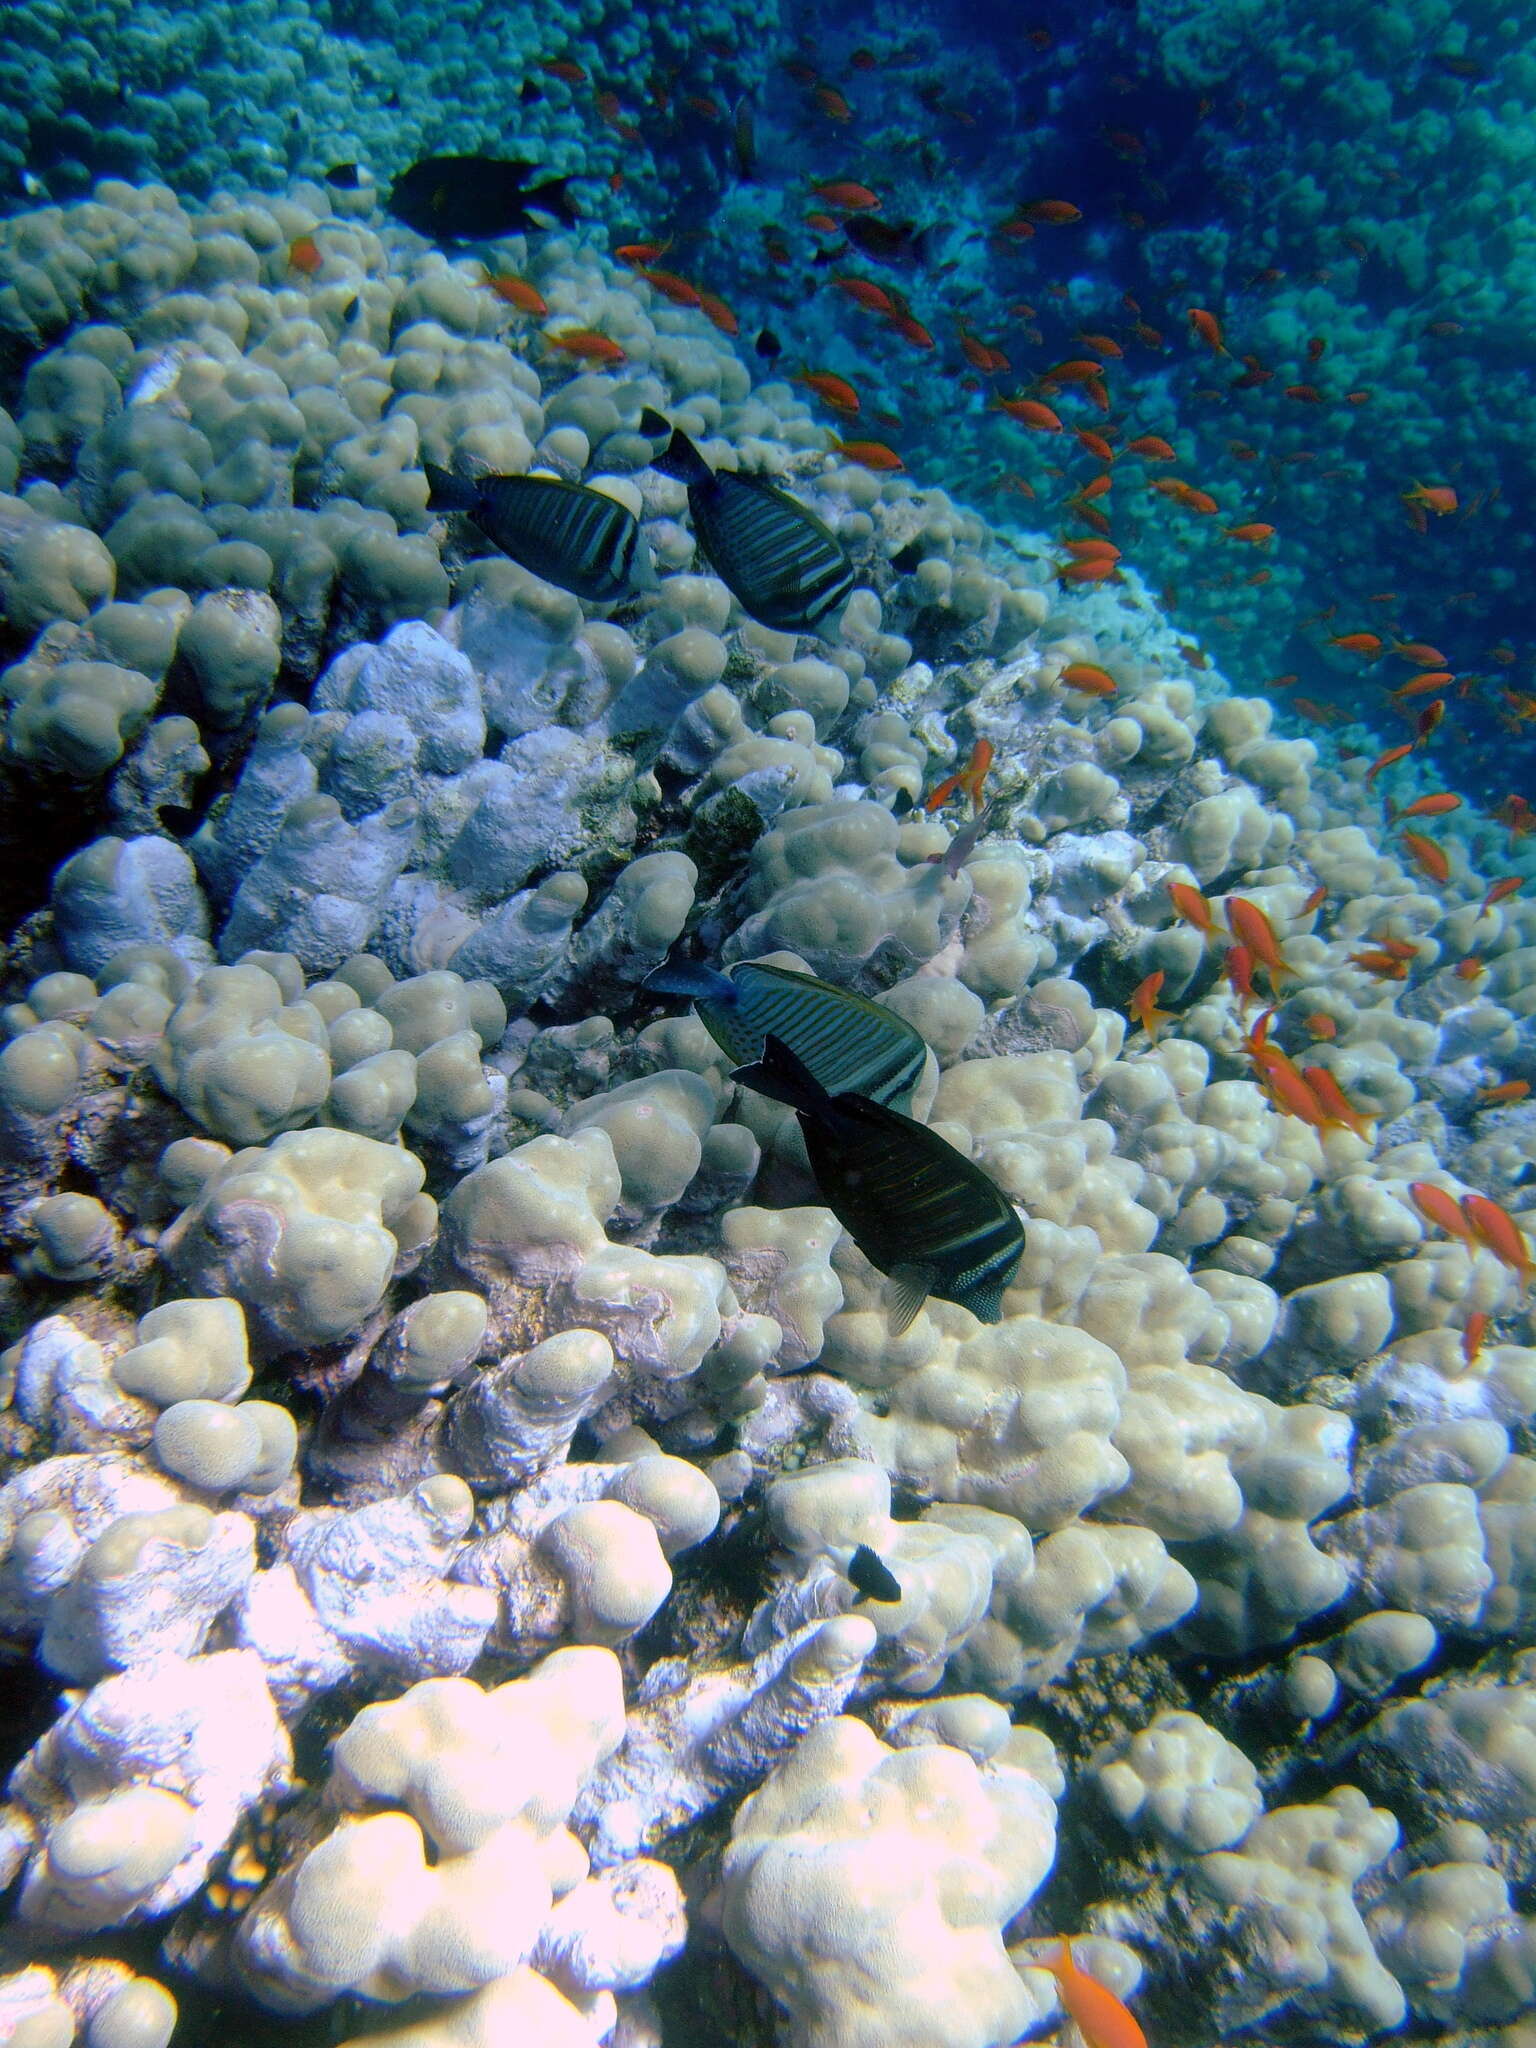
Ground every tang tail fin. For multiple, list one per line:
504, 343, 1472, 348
639, 407, 672, 439
647, 424, 713, 486
424, 462, 479, 514
642, 957, 738, 1005
732, 1032, 834, 1117
524, 174, 580, 227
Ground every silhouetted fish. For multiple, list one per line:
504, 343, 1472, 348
388, 155, 579, 242
755, 327, 783, 361
640, 410, 855, 638
424, 463, 655, 601
642, 957, 928, 1110
732, 1035, 1025, 1331
847, 1544, 902, 1603
324, 162, 362, 189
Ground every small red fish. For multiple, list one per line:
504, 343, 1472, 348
1477, 1081, 1531, 1107
1304, 1012, 1338, 1040
829, 438, 904, 470
1129, 969, 1174, 1042
1300, 884, 1328, 915
1461, 1193, 1534, 1284
1365, 743, 1414, 785
1042, 1941, 1147, 2048
798, 369, 861, 414
1462, 1310, 1490, 1368
997, 396, 1063, 432
1060, 662, 1117, 696
1303, 1065, 1373, 1141
1396, 792, 1461, 820
1126, 434, 1175, 461
697, 290, 739, 336
1168, 881, 1215, 934
1226, 897, 1294, 986
1401, 831, 1450, 884
1224, 945, 1258, 1009
1187, 307, 1226, 354
1481, 877, 1523, 913
1020, 198, 1083, 224
288, 234, 323, 275
813, 83, 853, 121
812, 179, 880, 210
483, 272, 547, 314
1410, 1182, 1477, 1244
545, 329, 627, 365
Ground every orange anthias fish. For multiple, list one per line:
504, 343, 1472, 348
1462, 1309, 1490, 1368
640, 267, 702, 307
1021, 198, 1083, 224
812, 179, 881, 209
798, 369, 861, 413
1168, 881, 1215, 935
1303, 1065, 1374, 1141
1349, 949, 1409, 981
1126, 434, 1175, 460
1224, 944, 1259, 1009
829, 439, 904, 470
1394, 639, 1449, 667
1330, 632, 1384, 655
697, 290, 739, 335
997, 396, 1063, 432
1300, 883, 1328, 915
1401, 831, 1451, 884
1129, 970, 1175, 1043
1415, 699, 1445, 744
1042, 1941, 1147, 2048
813, 83, 853, 121
288, 234, 324, 275
1461, 1192, 1534, 1284
614, 240, 672, 266
1390, 670, 1455, 699
1410, 1181, 1478, 1244
1224, 522, 1275, 543
1365, 743, 1414, 785
831, 276, 897, 314
1304, 1012, 1338, 1040
1060, 662, 1118, 696
1058, 559, 1120, 585
1187, 306, 1226, 353
1396, 792, 1462, 820
545, 328, 627, 364
483, 272, 548, 314
1481, 876, 1523, 913
1225, 897, 1294, 988
1477, 1081, 1531, 1107
1404, 481, 1458, 515
924, 738, 994, 816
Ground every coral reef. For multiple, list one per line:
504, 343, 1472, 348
0, 86, 1533, 2048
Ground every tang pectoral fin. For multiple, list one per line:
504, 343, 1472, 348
886, 1261, 935, 1335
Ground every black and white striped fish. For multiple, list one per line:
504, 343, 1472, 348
642, 957, 927, 1111
639, 411, 855, 638
425, 463, 657, 602
732, 1034, 1025, 1332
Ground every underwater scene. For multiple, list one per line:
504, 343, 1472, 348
0, 0, 1534, 2043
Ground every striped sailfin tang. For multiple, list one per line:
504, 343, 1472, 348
726, 963, 926, 1108
693, 473, 855, 635
801, 1097, 1024, 1325
474, 475, 641, 601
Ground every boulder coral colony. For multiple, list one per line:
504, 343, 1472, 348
0, 0, 1532, 2044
